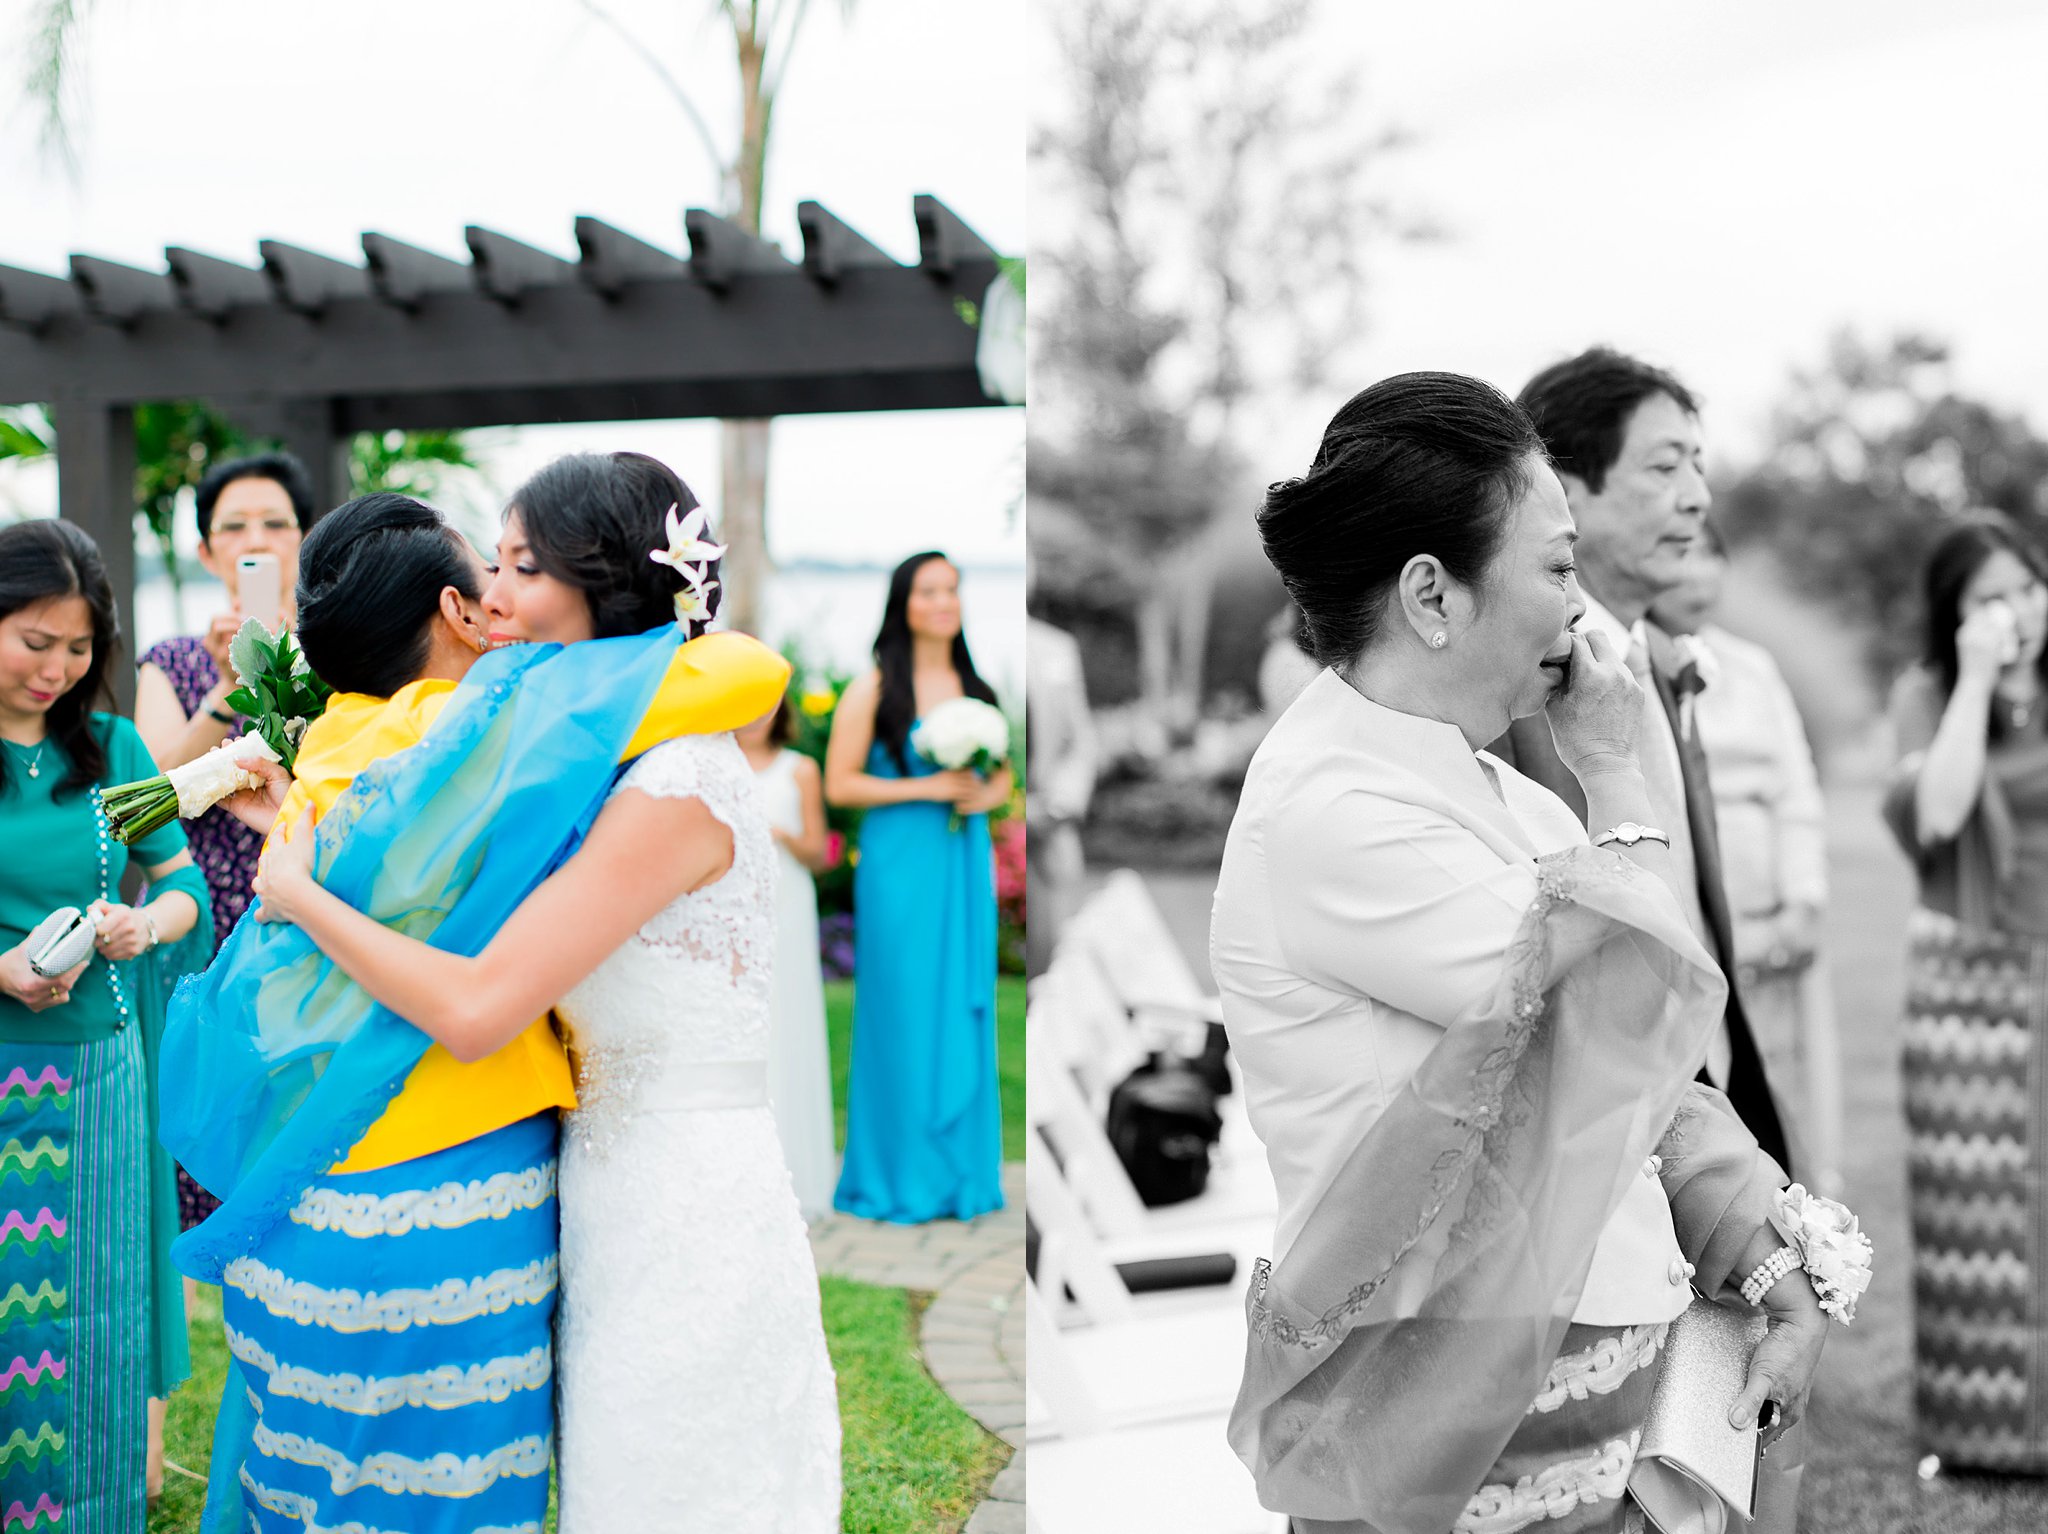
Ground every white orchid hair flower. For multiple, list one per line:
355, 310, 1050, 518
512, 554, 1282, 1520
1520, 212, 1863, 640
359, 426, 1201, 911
649, 502, 729, 572
673, 578, 719, 625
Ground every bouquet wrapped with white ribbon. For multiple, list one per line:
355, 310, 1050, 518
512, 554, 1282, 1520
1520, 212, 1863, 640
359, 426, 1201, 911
101, 619, 331, 845
911, 697, 1011, 831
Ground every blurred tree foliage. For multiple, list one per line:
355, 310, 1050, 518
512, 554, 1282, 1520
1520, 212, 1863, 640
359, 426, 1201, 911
349, 429, 481, 501
135, 402, 247, 597
4, 403, 478, 597
1717, 330, 2048, 685
1029, 0, 1420, 725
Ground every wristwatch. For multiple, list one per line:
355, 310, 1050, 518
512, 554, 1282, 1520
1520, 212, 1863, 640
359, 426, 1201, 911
1593, 822, 1671, 849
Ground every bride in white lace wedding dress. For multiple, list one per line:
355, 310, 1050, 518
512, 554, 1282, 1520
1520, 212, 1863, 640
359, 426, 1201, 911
552, 733, 841, 1528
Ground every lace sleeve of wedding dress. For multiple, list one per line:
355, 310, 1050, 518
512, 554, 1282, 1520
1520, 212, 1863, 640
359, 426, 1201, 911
616, 732, 758, 828
609, 734, 774, 981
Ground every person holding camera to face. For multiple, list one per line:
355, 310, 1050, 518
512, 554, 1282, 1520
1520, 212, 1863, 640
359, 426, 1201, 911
1885, 516, 2048, 1475
0, 520, 211, 1524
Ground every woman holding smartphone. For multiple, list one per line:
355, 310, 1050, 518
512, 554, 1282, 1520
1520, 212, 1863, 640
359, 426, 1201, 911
135, 453, 311, 1239
1884, 516, 2048, 1474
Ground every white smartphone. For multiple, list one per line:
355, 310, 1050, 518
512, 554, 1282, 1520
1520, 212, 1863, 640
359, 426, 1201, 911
236, 553, 282, 629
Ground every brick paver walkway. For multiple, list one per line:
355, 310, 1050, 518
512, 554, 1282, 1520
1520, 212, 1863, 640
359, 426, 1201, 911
809, 1160, 1026, 1532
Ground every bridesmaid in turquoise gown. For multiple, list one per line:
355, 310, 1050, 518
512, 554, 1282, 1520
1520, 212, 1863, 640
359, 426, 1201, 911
826, 552, 1013, 1223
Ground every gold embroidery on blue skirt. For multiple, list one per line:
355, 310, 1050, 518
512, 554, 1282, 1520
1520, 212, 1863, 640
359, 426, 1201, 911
221, 1254, 559, 1332
288, 1160, 558, 1238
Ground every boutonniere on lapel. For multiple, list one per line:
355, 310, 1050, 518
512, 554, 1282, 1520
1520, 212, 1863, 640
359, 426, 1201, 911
1669, 633, 1717, 741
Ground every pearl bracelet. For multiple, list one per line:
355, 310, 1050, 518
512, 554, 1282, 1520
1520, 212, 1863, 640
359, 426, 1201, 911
1740, 1245, 1802, 1307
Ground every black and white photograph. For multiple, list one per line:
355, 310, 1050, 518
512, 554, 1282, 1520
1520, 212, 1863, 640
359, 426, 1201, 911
1026, 3, 2048, 1532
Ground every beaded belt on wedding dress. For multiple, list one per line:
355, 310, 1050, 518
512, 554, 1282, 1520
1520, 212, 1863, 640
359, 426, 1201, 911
566, 1054, 772, 1155
651, 1059, 770, 1112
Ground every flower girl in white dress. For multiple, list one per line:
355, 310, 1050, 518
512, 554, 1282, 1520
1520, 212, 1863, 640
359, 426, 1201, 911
738, 701, 840, 1221
252, 452, 840, 1530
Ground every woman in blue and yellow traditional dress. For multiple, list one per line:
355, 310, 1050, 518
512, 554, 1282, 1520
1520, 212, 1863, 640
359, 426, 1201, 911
825, 552, 1011, 1224
162, 491, 787, 1533
0, 520, 210, 1534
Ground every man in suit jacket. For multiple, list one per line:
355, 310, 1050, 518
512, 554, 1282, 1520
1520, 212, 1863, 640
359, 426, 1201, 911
1491, 347, 1794, 1179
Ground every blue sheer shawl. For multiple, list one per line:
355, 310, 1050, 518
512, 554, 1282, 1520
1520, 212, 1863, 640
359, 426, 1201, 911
160, 624, 683, 1284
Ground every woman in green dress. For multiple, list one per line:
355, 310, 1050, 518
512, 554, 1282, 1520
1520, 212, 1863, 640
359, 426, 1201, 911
0, 520, 210, 1532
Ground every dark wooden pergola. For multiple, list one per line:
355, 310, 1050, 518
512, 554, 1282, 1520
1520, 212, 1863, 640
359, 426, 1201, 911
0, 194, 1006, 703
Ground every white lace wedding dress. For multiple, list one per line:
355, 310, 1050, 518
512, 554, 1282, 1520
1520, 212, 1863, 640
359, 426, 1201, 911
552, 734, 842, 1530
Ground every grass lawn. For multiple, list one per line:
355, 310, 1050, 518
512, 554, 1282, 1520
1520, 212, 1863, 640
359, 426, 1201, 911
827, 976, 1027, 1162
152, 975, 1025, 1532
156, 1277, 1008, 1534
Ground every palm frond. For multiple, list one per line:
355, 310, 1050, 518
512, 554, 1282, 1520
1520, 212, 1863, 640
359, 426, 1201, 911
22, 0, 85, 173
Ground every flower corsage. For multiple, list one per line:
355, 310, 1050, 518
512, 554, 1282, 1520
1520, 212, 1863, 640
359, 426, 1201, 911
1756, 1182, 1874, 1324
101, 619, 331, 844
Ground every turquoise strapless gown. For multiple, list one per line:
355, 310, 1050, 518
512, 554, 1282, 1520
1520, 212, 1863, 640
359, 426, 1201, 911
834, 740, 1004, 1223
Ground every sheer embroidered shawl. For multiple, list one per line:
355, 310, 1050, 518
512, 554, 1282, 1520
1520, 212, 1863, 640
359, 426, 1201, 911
1229, 844, 1729, 1530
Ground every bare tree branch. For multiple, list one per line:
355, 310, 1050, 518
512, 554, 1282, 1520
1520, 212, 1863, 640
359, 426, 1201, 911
572, 0, 732, 199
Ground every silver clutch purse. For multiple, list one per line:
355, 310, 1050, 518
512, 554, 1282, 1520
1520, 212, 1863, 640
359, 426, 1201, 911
26, 907, 96, 979
1630, 1297, 1768, 1534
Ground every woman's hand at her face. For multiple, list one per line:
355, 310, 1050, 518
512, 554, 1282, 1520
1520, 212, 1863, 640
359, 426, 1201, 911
1545, 629, 1644, 782
253, 805, 320, 924
1958, 601, 2020, 684
0, 945, 86, 1012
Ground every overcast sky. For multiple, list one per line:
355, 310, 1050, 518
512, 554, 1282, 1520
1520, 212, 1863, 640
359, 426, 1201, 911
1031, 0, 2048, 479
0, 0, 1024, 565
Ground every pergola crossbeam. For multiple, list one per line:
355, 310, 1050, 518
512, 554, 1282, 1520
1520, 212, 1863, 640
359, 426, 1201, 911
260, 241, 374, 315
684, 209, 798, 293
797, 201, 900, 284
573, 217, 688, 299
70, 255, 177, 324
361, 232, 472, 309
0, 196, 1012, 714
464, 226, 577, 305
165, 247, 270, 320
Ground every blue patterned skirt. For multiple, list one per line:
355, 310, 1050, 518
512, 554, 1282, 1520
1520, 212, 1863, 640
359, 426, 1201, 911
0, 1033, 150, 1534
208, 1111, 559, 1533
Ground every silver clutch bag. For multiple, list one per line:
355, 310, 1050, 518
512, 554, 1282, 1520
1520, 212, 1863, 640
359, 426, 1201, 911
27, 907, 96, 979
1630, 1297, 1768, 1534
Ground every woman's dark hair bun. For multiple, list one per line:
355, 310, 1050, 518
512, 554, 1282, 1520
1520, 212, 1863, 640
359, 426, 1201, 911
1259, 371, 1545, 669
295, 492, 481, 697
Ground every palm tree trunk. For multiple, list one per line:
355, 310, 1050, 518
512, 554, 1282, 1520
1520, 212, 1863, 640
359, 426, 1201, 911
721, 5, 774, 635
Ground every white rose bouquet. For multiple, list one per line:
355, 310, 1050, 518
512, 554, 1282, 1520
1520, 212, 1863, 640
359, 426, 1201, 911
101, 619, 332, 845
911, 697, 1011, 831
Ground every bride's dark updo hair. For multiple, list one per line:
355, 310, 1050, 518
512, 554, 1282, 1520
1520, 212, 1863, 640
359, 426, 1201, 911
506, 452, 721, 639
1258, 371, 1546, 671
296, 492, 482, 697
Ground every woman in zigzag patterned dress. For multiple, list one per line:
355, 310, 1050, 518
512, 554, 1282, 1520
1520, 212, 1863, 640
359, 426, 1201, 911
0, 521, 212, 1533
1886, 518, 2048, 1473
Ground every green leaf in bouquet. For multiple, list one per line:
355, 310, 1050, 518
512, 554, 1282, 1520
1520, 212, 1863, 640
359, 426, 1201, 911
228, 619, 273, 689
223, 686, 261, 718
260, 716, 290, 762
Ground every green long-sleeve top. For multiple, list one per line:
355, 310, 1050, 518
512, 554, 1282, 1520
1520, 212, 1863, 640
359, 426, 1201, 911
0, 713, 197, 1041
